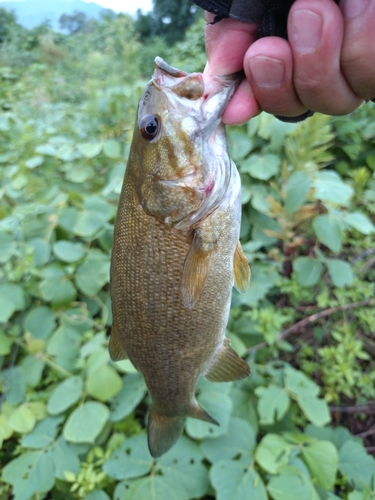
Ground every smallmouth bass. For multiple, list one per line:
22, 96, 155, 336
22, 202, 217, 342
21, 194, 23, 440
109, 57, 250, 457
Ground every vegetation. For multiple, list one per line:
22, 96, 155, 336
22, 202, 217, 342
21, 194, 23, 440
0, 6, 375, 500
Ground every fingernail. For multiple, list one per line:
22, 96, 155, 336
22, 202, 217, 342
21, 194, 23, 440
249, 56, 285, 89
341, 0, 370, 19
291, 10, 323, 53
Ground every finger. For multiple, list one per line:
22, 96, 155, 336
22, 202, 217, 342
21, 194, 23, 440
204, 13, 259, 76
243, 36, 308, 118
222, 78, 260, 124
339, 0, 375, 100
288, 0, 362, 115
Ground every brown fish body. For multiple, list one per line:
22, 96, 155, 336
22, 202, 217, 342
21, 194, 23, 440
110, 58, 250, 457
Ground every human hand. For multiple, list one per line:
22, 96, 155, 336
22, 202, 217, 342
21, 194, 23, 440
204, 0, 375, 124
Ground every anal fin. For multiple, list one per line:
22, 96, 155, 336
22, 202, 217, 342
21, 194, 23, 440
233, 241, 251, 293
181, 231, 214, 309
204, 337, 250, 382
108, 323, 128, 361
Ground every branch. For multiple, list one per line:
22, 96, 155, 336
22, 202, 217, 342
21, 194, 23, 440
245, 298, 375, 354
329, 402, 375, 414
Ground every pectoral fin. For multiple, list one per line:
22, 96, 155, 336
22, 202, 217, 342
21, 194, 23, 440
204, 337, 250, 382
233, 241, 251, 293
180, 232, 214, 309
108, 323, 128, 361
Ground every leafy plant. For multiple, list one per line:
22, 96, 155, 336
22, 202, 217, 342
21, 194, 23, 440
1, 12, 375, 500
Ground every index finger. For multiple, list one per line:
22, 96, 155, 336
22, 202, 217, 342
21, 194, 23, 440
204, 13, 259, 76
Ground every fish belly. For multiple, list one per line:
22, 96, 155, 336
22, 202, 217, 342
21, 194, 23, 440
110, 166, 241, 415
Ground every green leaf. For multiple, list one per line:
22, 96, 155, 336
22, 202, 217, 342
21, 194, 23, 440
116, 476, 186, 500
86, 365, 123, 402
47, 325, 81, 371
201, 417, 255, 464
267, 466, 320, 500
241, 154, 281, 180
297, 397, 331, 426
157, 436, 210, 499
40, 274, 77, 307
75, 252, 110, 296
103, 139, 121, 159
301, 440, 338, 490
255, 385, 290, 425
0, 284, 25, 311
293, 257, 323, 287
0, 329, 12, 355
25, 306, 57, 339
35, 143, 57, 156
53, 240, 85, 263
110, 373, 147, 422
284, 171, 311, 213
325, 259, 354, 288
339, 440, 375, 489
312, 215, 342, 252
0, 366, 26, 405
2, 450, 55, 500
0, 415, 13, 446
47, 436, 83, 480
85, 491, 110, 500
63, 402, 109, 443
345, 212, 375, 235
84, 196, 115, 221
284, 367, 319, 397
103, 434, 152, 480
8, 405, 36, 433
0, 231, 16, 263
186, 388, 232, 439
22, 416, 63, 449
228, 129, 253, 161
78, 142, 102, 158
313, 171, 353, 206
210, 459, 267, 500
28, 238, 51, 267
73, 210, 106, 238
20, 355, 45, 388
0, 293, 16, 322
25, 155, 44, 169
255, 434, 291, 474
47, 376, 83, 415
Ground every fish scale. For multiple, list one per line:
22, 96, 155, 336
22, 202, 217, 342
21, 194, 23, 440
109, 58, 251, 457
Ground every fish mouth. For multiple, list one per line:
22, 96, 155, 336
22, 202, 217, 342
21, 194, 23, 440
154, 57, 187, 78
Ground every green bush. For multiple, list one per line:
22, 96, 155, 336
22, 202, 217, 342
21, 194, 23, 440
1, 14, 375, 500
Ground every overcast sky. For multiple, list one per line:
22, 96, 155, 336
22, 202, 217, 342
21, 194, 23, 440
83, 0, 153, 14
0, 0, 153, 15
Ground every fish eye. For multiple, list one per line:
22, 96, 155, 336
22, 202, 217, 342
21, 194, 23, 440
140, 114, 160, 141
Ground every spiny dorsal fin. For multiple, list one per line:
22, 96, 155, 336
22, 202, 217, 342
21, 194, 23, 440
233, 241, 251, 293
204, 337, 250, 382
147, 407, 186, 458
108, 324, 128, 361
180, 232, 214, 309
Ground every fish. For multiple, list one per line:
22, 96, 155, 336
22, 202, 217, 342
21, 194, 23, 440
109, 57, 251, 458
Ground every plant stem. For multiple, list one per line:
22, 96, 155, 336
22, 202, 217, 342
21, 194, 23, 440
246, 298, 375, 354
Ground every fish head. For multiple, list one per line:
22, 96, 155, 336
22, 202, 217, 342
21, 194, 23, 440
132, 57, 240, 228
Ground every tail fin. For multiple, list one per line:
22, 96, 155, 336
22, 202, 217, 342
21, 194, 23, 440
147, 403, 219, 458
147, 407, 186, 458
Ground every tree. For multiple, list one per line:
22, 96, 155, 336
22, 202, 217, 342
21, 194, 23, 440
59, 10, 89, 35
135, 0, 199, 45
0, 8, 20, 44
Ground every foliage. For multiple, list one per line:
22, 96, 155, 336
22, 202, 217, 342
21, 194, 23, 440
135, 0, 200, 45
1, 11, 375, 500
